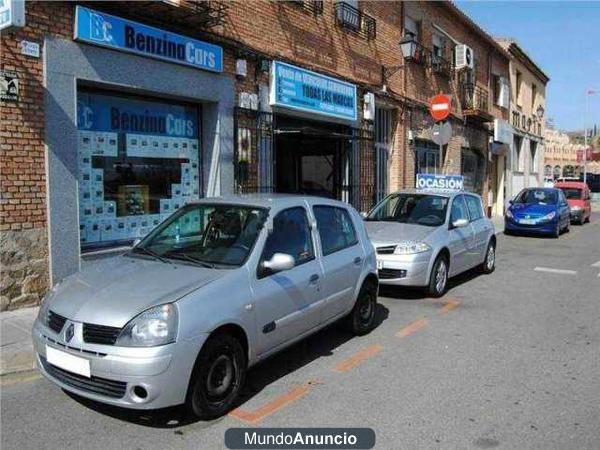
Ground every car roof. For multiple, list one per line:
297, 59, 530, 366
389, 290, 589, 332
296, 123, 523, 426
554, 181, 587, 188
386, 189, 480, 199
187, 193, 352, 209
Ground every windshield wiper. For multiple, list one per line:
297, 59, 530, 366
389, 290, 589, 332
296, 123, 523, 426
130, 246, 171, 264
163, 251, 216, 269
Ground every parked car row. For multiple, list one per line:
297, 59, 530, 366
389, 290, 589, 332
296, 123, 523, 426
33, 190, 497, 419
505, 182, 592, 238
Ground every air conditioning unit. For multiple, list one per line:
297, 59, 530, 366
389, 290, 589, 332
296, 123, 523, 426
455, 44, 474, 70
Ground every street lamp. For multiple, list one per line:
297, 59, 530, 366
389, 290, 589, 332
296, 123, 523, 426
536, 104, 545, 120
400, 34, 418, 61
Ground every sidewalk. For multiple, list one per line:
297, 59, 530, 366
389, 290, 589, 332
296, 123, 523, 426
0, 306, 38, 376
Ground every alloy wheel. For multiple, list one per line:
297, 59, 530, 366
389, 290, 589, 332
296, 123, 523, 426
435, 260, 447, 294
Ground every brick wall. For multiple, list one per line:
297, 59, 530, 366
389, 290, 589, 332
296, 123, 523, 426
0, 2, 72, 310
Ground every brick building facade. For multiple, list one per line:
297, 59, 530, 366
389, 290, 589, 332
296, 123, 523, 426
1, 1, 511, 310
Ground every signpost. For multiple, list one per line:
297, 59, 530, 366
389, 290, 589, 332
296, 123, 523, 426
429, 94, 452, 172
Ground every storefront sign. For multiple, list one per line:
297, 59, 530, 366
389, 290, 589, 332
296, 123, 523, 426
74, 6, 223, 73
416, 173, 464, 191
0, 70, 19, 102
77, 91, 199, 138
0, 0, 25, 31
493, 119, 512, 144
270, 61, 357, 121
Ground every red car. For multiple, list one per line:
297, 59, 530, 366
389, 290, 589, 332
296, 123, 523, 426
555, 181, 592, 224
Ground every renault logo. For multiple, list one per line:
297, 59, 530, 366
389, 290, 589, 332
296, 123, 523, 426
64, 323, 75, 343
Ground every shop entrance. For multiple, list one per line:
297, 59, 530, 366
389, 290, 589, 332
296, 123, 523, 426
274, 115, 350, 199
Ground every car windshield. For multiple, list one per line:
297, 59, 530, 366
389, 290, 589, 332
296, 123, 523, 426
366, 193, 449, 227
559, 188, 582, 200
131, 204, 268, 267
515, 189, 558, 205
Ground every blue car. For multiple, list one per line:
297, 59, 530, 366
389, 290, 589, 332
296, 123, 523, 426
505, 188, 571, 238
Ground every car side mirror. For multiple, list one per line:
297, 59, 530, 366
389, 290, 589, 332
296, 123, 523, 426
451, 218, 469, 228
508, 199, 514, 205
132, 238, 141, 247
360, 211, 368, 219
262, 253, 295, 273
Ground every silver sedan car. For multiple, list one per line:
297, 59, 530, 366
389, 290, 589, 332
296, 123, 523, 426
32, 195, 378, 418
365, 190, 496, 297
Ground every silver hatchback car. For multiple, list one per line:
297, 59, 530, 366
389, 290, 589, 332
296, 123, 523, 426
365, 190, 496, 297
33, 195, 378, 418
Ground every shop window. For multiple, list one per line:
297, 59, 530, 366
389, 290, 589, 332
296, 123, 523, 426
77, 90, 201, 248
530, 141, 538, 173
415, 140, 441, 176
461, 148, 485, 194
513, 135, 524, 172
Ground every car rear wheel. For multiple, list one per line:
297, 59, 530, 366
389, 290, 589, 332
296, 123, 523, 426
345, 280, 378, 336
480, 240, 496, 274
427, 255, 448, 298
185, 333, 246, 419
552, 222, 560, 238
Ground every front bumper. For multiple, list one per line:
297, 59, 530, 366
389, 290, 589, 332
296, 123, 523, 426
33, 321, 207, 410
569, 209, 583, 222
504, 217, 557, 234
376, 251, 432, 286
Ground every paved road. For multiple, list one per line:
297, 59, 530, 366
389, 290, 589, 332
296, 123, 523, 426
2, 216, 599, 450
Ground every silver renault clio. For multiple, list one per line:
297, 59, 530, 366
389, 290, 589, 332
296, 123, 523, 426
33, 195, 378, 418
365, 189, 496, 297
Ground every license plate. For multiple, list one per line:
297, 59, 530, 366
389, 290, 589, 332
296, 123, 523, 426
377, 260, 384, 270
46, 346, 91, 378
519, 218, 536, 225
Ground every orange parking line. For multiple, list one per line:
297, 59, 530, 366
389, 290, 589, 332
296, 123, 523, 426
333, 344, 382, 373
396, 318, 428, 338
439, 298, 462, 315
228, 384, 311, 424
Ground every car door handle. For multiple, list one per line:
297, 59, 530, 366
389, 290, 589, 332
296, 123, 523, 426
354, 257, 362, 265
309, 274, 320, 284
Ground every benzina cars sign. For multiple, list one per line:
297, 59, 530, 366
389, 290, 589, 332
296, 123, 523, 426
416, 173, 464, 191
74, 6, 223, 73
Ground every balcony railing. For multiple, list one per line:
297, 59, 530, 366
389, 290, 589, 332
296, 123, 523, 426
460, 83, 492, 122
334, 2, 376, 40
431, 53, 453, 78
106, 1, 229, 29
285, 0, 324, 15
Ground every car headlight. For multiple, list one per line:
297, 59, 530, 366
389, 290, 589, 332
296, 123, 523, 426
541, 211, 556, 222
116, 304, 178, 347
571, 205, 582, 211
394, 241, 431, 255
505, 209, 513, 219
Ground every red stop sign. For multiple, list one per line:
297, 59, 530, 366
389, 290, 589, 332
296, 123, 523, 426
430, 94, 452, 122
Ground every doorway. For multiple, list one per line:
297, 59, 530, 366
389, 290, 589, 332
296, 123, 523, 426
274, 115, 350, 199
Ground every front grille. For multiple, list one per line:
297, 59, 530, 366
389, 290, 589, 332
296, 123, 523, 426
376, 245, 396, 255
40, 356, 126, 399
378, 268, 407, 279
83, 323, 122, 345
48, 310, 67, 333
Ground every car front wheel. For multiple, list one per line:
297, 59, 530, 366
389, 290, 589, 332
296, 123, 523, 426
346, 280, 378, 335
185, 333, 246, 419
427, 255, 448, 298
480, 240, 496, 274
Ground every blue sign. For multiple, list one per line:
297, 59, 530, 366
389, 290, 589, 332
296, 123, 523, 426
77, 91, 199, 138
416, 174, 464, 191
74, 6, 222, 73
270, 61, 357, 121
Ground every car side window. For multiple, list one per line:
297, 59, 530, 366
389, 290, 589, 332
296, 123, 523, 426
313, 206, 358, 256
450, 195, 469, 224
464, 195, 483, 221
260, 207, 314, 267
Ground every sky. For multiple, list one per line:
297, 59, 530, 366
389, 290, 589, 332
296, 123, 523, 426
456, 1, 600, 133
